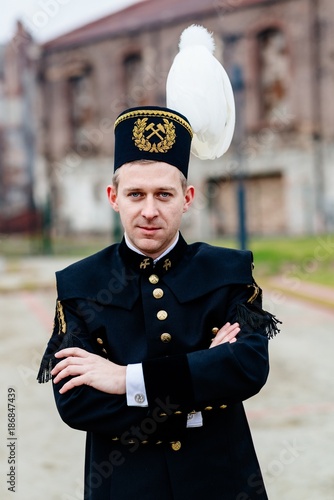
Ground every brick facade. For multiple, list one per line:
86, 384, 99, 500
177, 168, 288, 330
0, 22, 41, 233
2, 0, 334, 238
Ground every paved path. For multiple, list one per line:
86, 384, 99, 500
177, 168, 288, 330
0, 258, 333, 499
267, 275, 334, 310
245, 287, 334, 500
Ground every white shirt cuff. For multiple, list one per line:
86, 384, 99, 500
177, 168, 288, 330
126, 363, 148, 407
126, 363, 203, 427
186, 411, 203, 428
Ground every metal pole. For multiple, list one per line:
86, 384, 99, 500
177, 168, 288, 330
231, 64, 248, 250
311, 0, 326, 232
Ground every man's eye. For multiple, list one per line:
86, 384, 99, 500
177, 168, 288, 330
159, 192, 171, 198
129, 193, 141, 198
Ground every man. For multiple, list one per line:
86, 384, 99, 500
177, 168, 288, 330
38, 106, 280, 499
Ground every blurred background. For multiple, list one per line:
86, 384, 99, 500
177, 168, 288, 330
1, 0, 334, 258
0, 2, 334, 499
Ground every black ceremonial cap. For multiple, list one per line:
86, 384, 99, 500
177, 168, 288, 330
113, 106, 193, 178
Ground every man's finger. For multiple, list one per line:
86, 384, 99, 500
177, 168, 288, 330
54, 347, 89, 359
51, 355, 86, 377
216, 324, 240, 341
58, 375, 87, 394
53, 363, 88, 384
210, 324, 240, 348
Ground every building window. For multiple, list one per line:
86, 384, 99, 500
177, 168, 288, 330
257, 28, 289, 121
208, 172, 286, 236
123, 53, 145, 107
68, 66, 96, 152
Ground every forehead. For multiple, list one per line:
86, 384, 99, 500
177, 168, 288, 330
118, 162, 181, 187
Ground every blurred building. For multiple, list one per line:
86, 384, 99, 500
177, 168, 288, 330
0, 22, 42, 233
3, 0, 334, 240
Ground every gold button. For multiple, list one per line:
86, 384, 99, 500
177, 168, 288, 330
204, 406, 213, 411
149, 274, 159, 284
157, 310, 168, 321
211, 327, 219, 335
160, 332, 171, 343
97, 338, 103, 344
220, 404, 227, 409
153, 288, 164, 299
171, 441, 181, 451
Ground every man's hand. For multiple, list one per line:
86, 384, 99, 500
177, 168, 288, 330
51, 348, 126, 395
209, 322, 240, 349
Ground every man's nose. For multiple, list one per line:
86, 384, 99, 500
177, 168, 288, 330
141, 197, 159, 219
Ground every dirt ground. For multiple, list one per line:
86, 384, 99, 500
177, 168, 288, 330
0, 257, 333, 499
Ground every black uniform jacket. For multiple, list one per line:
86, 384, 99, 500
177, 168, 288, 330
38, 235, 279, 500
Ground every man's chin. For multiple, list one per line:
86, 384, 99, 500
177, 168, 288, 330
135, 238, 163, 258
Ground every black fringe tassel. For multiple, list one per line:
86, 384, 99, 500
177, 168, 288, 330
37, 332, 76, 384
236, 302, 282, 339
37, 357, 56, 384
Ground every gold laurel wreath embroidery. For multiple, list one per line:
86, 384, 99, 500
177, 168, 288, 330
56, 300, 66, 335
132, 118, 176, 153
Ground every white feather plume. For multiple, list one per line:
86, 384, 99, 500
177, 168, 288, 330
166, 24, 235, 160
179, 24, 215, 53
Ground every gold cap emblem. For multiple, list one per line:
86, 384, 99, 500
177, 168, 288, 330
132, 117, 176, 153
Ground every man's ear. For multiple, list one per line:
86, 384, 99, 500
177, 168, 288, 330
183, 185, 195, 213
107, 185, 119, 211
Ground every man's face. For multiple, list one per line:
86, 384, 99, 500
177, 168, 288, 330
107, 162, 195, 259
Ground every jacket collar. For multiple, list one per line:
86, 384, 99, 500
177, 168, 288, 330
118, 233, 188, 277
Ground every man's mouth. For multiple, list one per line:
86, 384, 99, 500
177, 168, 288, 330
139, 226, 160, 231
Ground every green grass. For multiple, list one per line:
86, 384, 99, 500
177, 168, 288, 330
211, 235, 334, 287
0, 234, 111, 258
1, 233, 334, 287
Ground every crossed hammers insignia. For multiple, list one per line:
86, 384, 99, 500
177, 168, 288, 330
140, 258, 151, 269
145, 122, 166, 141
163, 259, 172, 271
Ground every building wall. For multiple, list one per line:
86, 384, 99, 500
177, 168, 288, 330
34, 0, 334, 239
0, 22, 41, 233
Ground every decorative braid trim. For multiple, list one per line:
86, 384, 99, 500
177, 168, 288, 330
114, 109, 193, 137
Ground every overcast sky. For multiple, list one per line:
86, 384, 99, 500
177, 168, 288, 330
0, 0, 143, 44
